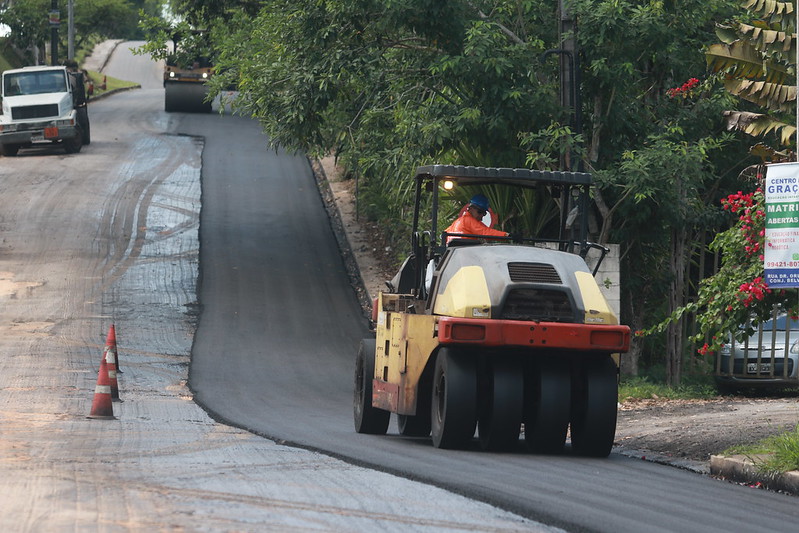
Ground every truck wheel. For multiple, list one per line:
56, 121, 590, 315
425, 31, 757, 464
64, 134, 83, 154
77, 108, 91, 144
431, 348, 477, 449
524, 357, 571, 453
353, 338, 389, 434
569, 356, 618, 457
478, 356, 522, 451
1, 144, 20, 156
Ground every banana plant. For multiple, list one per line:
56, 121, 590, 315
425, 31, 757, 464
705, 0, 797, 149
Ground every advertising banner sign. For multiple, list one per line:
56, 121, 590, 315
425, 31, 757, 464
764, 162, 799, 287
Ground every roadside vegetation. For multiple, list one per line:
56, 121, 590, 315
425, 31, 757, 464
619, 375, 719, 402
724, 425, 799, 474
0, 0, 157, 65
86, 71, 139, 97
175, 0, 787, 389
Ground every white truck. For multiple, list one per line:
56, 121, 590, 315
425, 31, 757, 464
0, 65, 90, 156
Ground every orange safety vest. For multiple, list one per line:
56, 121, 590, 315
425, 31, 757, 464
444, 212, 507, 242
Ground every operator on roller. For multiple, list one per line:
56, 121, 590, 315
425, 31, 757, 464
444, 194, 510, 243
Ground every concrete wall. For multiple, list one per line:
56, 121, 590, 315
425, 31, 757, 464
586, 244, 622, 320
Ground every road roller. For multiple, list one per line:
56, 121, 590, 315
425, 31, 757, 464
164, 56, 212, 113
354, 165, 630, 457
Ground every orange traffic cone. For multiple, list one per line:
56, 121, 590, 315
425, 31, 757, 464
103, 343, 120, 402
87, 357, 116, 420
105, 324, 121, 373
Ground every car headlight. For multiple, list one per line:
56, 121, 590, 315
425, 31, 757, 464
790, 340, 799, 354
719, 343, 731, 355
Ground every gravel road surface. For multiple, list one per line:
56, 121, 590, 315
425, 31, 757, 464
0, 42, 550, 532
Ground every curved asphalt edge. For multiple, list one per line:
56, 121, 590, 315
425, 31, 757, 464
82, 39, 799, 500
309, 158, 373, 323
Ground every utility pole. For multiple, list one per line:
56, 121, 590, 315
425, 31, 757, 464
542, 1, 583, 172
558, 0, 582, 170
540, 1, 584, 243
68, 0, 75, 60
49, 0, 59, 65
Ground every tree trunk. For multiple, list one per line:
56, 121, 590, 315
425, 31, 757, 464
666, 227, 687, 386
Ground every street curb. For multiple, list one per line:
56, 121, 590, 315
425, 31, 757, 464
88, 85, 141, 103
81, 39, 125, 73
710, 454, 799, 495
98, 39, 125, 72
81, 39, 140, 103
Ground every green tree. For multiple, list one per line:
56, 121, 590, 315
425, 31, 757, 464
0, 0, 141, 62
181, 0, 754, 383
645, 0, 799, 356
206, 0, 565, 238
136, 13, 215, 68
570, 0, 748, 384
167, 0, 262, 21
73, 0, 142, 45
0, 0, 51, 59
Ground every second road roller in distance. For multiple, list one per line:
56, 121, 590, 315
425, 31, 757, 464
162, 30, 213, 113
354, 165, 630, 456
164, 56, 213, 113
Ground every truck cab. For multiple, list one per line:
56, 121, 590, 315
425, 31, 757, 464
0, 65, 90, 156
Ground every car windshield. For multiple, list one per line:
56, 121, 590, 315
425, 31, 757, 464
742, 315, 799, 332
3, 71, 67, 96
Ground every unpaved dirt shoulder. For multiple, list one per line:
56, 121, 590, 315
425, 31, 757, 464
314, 157, 395, 305
615, 397, 799, 465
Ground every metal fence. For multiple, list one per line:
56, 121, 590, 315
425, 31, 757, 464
715, 308, 799, 385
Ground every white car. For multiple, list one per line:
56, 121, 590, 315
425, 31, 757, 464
717, 314, 799, 392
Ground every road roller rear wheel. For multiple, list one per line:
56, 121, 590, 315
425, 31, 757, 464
569, 355, 618, 457
524, 357, 571, 454
353, 338, 389, 435
431, 348, 477, 449
478, 356, 523, 451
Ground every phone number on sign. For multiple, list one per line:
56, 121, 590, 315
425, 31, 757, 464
766, 261, 799, 268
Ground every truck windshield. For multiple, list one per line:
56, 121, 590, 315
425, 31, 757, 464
3, 71, 68, 96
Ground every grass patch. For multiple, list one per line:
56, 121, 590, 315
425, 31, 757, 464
723, 425, 799, 474
85, 71, 139, 98
619, 375, 718, 402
